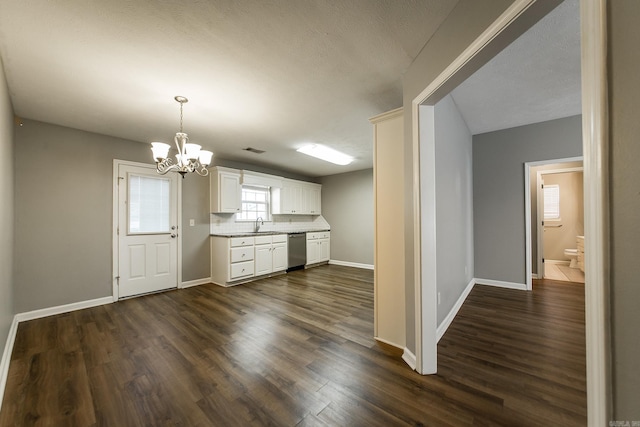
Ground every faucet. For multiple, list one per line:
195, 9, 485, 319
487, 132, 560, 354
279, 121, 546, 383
254, 217, 263, 233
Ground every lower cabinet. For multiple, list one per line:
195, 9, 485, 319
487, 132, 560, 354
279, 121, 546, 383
306, 231, 330, 265
254, 234, 288, 276
211, 234, 288, 286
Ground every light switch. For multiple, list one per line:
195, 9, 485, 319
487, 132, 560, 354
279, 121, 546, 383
189, 219, 195, 226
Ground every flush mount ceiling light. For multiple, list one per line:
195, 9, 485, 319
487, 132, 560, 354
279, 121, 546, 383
296, 144, 353, 166
150, 96, 213, 178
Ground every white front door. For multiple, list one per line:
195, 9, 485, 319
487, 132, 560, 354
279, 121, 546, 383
116, 163, 179, 298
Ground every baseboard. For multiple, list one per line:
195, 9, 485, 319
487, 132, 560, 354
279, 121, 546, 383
0, 316, 19, 414
531, 273, 539, 279
15, 296, 114, 323
545, 259, 570, 265
474, 278, 527, 291
437, 279, 475, 343
328, 260, 374, 270
402, 347, 417, 371
180, 277, 212, 289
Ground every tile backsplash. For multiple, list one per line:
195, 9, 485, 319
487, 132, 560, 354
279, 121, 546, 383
210, 213, 330, 235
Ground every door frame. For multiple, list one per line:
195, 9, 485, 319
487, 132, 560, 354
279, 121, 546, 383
410, 0, 609, 423
112, 159, 183, 301
524, 158, 583, 289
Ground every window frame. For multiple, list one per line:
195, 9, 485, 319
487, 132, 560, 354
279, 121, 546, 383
543, 184, 561, 221
236, 185, 271, 222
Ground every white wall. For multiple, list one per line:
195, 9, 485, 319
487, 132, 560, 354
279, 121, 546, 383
434, 95, 474, 325
319, 169, 373, 266
0, 57, 14, 356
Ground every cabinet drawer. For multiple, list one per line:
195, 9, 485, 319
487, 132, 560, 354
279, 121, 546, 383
272, 234, 287, 244
254, 235, 272, 245
230, 261, 254, 279
231, 247, 254, 263
230, 237, 254, 247
308, 231, 330, 240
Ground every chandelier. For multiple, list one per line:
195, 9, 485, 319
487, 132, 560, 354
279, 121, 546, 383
150, 96, 213, 177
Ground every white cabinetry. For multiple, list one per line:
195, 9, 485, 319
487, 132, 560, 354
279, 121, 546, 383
305, 183, 322, 215
211, 234, 287, 286
254, 234, 288, 276
306, 231, 330, 265
272, 180, 322, 215
211, 236, 255, 285
210, 167, 241, 213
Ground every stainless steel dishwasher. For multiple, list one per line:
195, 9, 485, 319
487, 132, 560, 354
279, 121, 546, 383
287, 232, 306, 271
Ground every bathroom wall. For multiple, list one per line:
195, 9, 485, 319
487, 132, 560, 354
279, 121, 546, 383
541, 171, 584, 261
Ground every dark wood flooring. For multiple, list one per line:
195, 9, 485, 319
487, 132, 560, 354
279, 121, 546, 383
0, 265, 586, 426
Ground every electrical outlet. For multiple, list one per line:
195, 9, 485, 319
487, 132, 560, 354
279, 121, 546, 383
189, 219, 195, 226
438, 292, 441, 305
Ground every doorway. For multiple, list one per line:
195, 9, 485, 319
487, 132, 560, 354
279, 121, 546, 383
113, 160, 180, 300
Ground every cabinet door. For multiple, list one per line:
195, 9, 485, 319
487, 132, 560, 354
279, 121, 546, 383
211, 169, 242, 213
318, 239, 330, 262
219, 172, 241, 213
272, 243, 288, 272
305, 185, 321, 215
306, 240, 319, 265
254, 244, 273, 276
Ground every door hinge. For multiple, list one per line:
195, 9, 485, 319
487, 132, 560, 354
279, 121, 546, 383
115, 276, 120, 285
542, 258, 545, 263
542, 221, 544, 226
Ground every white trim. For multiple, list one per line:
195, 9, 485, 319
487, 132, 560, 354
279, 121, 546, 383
545, 259, 570, 266
0, 296, 113, 412
524, 157, 583, 290
374, 336, 404, 350
402, 347, 417, 371
581, 0, 611, 423
411, 0, 539, 376
474, 278, 527, 291
180, 278, 212, 289
15, 297, 113, 323
112, 160, 182, 301
436, 279, 475, 342
328, 260, 374, 270
0, 316, 19, 414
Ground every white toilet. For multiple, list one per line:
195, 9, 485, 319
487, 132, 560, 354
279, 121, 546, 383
564, 248, 579, 268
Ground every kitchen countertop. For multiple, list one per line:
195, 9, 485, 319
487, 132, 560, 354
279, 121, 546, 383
210, 230, 329, 237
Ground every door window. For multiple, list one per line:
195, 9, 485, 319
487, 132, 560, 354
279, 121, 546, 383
128, 174, 171, 234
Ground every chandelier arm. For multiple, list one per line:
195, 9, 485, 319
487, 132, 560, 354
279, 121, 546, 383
195, 163, 209, 176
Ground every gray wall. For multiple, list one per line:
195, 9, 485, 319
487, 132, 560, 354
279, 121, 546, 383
319, 169, 373, 266
402, 0, 530, 353
14, 119, 210, 312
473, 115, 582, 284
610, 0, 640, 418
0, 58, 14, 352
434, 95, 474, 325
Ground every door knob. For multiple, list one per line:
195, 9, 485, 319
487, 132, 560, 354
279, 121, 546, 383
171, 234, 177, 238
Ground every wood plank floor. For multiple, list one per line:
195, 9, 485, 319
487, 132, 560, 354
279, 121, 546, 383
0, 265, 586, 426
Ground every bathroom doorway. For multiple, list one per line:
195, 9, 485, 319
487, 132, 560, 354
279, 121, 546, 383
524, 157, 584, 289
539, 167, 585, 283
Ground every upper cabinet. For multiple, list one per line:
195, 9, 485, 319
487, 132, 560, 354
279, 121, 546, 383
210, 166, 321, 215
210, 167, 241, 213
272, 179, 321, 215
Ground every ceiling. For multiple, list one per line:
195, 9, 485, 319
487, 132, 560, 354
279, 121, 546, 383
0, 0, 579, 178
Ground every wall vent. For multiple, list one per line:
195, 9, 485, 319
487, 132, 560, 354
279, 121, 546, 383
243, 147, 265, 154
